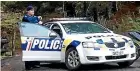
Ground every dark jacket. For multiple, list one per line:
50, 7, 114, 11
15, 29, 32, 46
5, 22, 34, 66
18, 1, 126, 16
22, 14, 40, 23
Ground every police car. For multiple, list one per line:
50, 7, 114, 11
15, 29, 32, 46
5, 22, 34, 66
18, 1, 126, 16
18, 18, 136, 70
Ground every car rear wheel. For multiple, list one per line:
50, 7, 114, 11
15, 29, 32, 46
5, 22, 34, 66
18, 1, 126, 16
25, 61, 40, 70
25, 61, 33, 70
65, 47, 81, 70
117, 61, 134, 67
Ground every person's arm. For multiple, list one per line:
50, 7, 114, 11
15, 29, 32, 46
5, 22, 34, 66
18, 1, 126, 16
38, 16, 42, 20
36, 16, 43, 24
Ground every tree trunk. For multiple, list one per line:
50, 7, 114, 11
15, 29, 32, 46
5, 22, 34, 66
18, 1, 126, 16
11, 25, 16, 56
111, 2, 117, 13
83, 1, 87, 17
93, 7, 98, 22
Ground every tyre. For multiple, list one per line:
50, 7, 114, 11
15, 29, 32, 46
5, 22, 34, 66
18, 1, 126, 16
138, 49, 140, 57
134, 43, 140, 60
136, 48, 140, 60
33, 61, 40, 68
25, 61, 33, 70
65, 47, 81, 70
117, 61, 134, 67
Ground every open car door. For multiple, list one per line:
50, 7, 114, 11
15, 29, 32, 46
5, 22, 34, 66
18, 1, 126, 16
18, 22, 62, 61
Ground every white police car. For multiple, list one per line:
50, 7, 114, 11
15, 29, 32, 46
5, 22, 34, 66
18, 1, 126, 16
18, 18, 136, 70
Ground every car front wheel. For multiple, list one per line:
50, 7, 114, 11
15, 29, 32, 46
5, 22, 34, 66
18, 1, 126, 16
117, 61, 134, 67
136, 48, 140, 60
65, 47, 81, 70
134, 43, 140, 60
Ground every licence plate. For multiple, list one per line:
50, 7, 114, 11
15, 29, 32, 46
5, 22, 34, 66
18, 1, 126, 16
112, 51, 123, 56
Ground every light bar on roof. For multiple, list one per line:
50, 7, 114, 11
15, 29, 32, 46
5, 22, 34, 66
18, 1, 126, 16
49, 17, 88, 21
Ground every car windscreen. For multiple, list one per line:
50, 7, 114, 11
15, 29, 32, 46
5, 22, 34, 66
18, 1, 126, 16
62, 22, 110, 34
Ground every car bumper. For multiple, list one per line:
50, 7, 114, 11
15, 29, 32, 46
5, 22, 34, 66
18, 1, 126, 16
80, 55, 136, 64
77, 45, 136, 64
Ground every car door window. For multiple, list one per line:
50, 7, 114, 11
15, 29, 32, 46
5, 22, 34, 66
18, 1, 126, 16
51, 24, 63, 37
19, 22, 52, 37
43, 23, 52, 29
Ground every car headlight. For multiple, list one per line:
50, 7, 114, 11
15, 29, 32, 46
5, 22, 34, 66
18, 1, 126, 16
82, 42, 100, 50
82, 42, 95, 48
128, 40, 134, 48
123, 38, 135, 48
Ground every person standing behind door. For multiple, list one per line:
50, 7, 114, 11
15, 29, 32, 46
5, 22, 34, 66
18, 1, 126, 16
22, 5, 42, 24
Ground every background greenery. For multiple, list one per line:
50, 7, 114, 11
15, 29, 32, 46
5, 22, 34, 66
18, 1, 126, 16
1, 1, 140, 51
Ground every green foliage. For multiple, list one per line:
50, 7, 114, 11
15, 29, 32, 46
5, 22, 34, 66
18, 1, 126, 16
1, 12, 22, 49
109, 16, 140, 34
131, 18, 140, 31
1, 1, 140, 50
1, 1, 63, 15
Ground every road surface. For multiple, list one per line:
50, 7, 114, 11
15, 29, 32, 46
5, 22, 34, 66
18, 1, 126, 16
1, 55, 140, 71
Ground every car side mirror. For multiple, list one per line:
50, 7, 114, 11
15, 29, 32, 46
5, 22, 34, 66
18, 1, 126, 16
110, 31, 114, 33
49, 32, 57, 38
